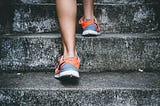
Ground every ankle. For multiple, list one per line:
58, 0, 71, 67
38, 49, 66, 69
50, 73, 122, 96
63, 53, 78, 58
84, 16, 95, 20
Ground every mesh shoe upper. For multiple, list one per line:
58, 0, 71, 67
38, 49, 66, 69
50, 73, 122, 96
79, 17, 101, 32
55, 56, 80, 75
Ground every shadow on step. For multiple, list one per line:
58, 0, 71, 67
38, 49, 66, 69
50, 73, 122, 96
59, 77, 79, 86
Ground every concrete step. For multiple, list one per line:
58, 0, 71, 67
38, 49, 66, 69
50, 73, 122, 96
0, 72, 160, 106
0, 0, 159, 34
13, 0, 159, 4
0, 33, 160, 72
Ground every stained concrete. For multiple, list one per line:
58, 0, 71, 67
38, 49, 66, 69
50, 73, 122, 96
0, 0, 160, 34
0, 72, 160, 106
0, 33, 160, 72
13, 0, 159, 4
0, 0, 14, 34
11, 3, 160, 33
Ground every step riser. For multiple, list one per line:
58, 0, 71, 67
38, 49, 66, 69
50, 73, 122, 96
0, 89, 159, 106
0, 1, 160, 34
0, 34, 160, 72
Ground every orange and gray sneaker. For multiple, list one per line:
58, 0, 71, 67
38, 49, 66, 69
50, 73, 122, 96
54, 56, 80, 79
79, 17, 101, 36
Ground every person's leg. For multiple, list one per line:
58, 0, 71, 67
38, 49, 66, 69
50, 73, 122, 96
83, 0, 94, 19
79, 0, 100, 36
55, 0, 80, 79
56, 0, 77, 57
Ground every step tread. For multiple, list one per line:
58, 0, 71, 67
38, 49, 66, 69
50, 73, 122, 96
2, 33, 160, 38
0, 72, 160, 90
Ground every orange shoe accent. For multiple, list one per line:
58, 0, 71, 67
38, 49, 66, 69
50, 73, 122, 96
79, 17, 101, 32
55, 56, 80, 74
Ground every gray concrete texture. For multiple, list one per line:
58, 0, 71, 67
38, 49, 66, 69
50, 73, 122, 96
0, 33, 160, 72
0, 72, 160, 106
13, 0, 159, 4
0, 0, 160, 34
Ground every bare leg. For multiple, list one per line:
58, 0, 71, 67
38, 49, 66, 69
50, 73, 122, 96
83, 0, 94, 19
56, 0, 77, 57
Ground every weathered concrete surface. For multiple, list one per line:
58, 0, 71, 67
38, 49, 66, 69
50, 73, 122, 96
0, 1, 14, 34
12, 5, 59, 33
0, 33, 160, 72
0, 72, 160, 106
11, 3, 160, 33
1, 0, 159, 34
0, 34, 62, 71
13, 0, 159, 4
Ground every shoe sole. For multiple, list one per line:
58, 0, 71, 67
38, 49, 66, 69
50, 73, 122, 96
82, 30, 100, 36
55, 70, 80, 79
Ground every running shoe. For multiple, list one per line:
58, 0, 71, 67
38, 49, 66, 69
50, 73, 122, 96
54, 56, 80, 79
79, 17, 101, 36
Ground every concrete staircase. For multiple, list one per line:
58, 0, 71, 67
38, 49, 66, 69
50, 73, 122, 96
0, 0, 160, 105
